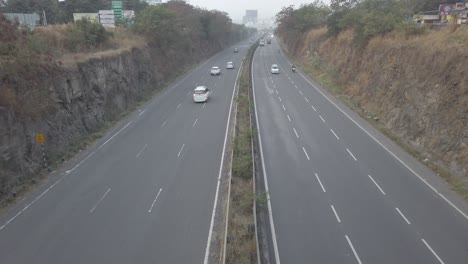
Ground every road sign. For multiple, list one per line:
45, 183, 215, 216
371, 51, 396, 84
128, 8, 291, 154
112, 1, 124, 20
36, 133, 45, 143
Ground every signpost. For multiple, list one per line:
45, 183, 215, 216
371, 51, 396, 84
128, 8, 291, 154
36, 133, 49, 171
112, 1, 123, 20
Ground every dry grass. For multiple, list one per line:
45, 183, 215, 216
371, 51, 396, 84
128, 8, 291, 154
225, 45, 257, 264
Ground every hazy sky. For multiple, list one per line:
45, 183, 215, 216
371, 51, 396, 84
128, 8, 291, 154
188, 0, 330, 23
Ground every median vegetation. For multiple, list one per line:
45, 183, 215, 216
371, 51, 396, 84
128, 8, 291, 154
225, 45, 257, 263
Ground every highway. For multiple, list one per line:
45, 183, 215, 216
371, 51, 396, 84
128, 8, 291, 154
0, 41, 250, 263
253, 38, 468, 264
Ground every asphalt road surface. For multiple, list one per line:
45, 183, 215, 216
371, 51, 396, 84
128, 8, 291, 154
0, 40, 252, 264
252, 38, 468, 264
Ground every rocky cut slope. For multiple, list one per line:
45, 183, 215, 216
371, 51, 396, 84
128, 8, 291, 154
281, 26, 467, 182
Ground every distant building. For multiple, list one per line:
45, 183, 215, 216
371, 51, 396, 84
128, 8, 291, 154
3, 13, 41, 28
145, 0, 163, 4
243, 10, 258, 26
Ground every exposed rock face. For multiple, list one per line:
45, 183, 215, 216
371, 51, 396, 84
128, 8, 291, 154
281, 28, 467, 180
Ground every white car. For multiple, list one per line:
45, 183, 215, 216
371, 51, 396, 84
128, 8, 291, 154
259, 41, 265, 46
210, 66, 221, 75
271, 64, 279, 74
193, 86, 210, 103
226, 62, 234, 69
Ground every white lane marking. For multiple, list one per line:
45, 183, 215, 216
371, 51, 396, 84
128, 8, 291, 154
251, 51, 281, 264
273, 84, 276, 89
287, 115, 291, 122
328, 129, 339, 140
148, 188, 163, 213
302, 147, 310, 160
203, 103, 206, 109
295, 85, 298, 89
278, 97, 282, 102
319, 115, 326, 123
66, 152, 95, 175
311, 105, 317, 112
331, 205, 342, 223
291, 81, 295, 85
395, 208, 411, 225
346, 148, 358, 161
305, 97, 309, 103
346, 235, 363, 264
177, 103, 182, 109
293, 128, 299, 138
90, 188, 111, 213
296, 71, 468, 220
204, 59, 244, 264
136, 144, 148, 158
422, 239, 445, 264
161, 120, 167, 128
315, 173, 326, 193
368, 175, 386, 195
299, 90, 303, 96
193, 118, 198, 127
282, 104, 286, 111
275, 90, 279, 95
177, 144, 185, 157
187, 91, 191, 96
97, 121, 132, 151
1, 177, 63, 230
138, 110, 146, 116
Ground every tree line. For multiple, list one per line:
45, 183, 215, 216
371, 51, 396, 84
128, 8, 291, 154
275, 0, 461, 46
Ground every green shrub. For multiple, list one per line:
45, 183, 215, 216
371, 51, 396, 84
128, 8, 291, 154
64, 18, 112, 52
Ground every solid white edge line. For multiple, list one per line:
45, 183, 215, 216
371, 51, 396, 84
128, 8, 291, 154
148, 188, 163, 213
251, 49, 281, 264
193, 118, 198, 127
395, 207, 411, 225
330, 129, 340, 140
421, 239, 446, 264
97, 121, 132, 150
136, 144, 148, 158
90, 188, 111, 213
293, 128, 299, 138
368, 175, 386, 195
346, 148, 358, 161
315, 173, 326, 193
331, 205, 342, 223
294, 71, 468, 220
345, 235, 363, 264
177, 144, 185, 157
302, 147, 310, 161
204, 58, 244, 264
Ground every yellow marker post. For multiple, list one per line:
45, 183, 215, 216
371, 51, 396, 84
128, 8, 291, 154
36, 133, 45, 143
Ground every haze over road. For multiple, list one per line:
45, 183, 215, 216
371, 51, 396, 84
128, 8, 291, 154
0, 40, 251, 264
252, 38, 468, 264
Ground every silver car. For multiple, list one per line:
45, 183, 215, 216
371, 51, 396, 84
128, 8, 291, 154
193, 86, 210, 103
210, 66, 221, 75
226, 62, 234, 69
271, 64, 279, 74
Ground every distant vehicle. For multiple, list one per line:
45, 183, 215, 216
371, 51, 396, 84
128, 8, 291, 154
259, 40, 265, 46
267, 39, 271, 44
210, 66, 221, 76
271, 64, 279, 74
193, 86, 210, 103
292, 65, 296, 73
226, 62, 234, 69
234, 48, 239, 53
